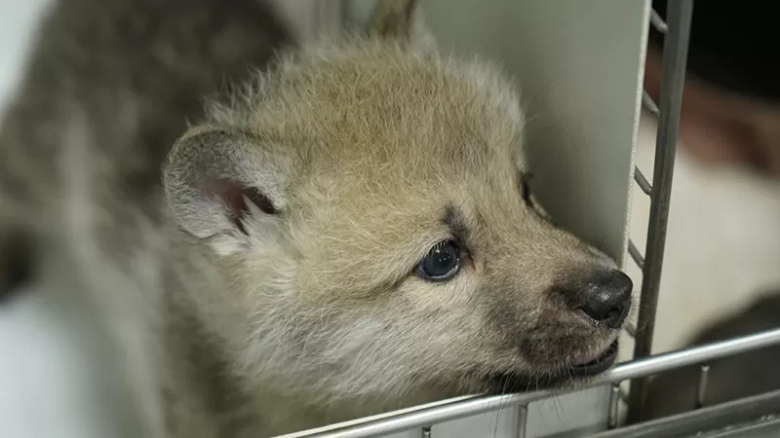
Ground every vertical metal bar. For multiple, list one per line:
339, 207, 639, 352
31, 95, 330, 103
627, 0, 694, 424
516, 404, 529, 438
421, 426, 432, 438
608, 383, 621, 429
696, 365, 710, 409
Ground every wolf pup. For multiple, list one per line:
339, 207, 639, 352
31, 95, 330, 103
0, 0, 633, 436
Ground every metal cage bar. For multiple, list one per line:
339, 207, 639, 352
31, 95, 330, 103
589, 389, 780, 438
626, 0, 694, 423
276, 328, 780, 438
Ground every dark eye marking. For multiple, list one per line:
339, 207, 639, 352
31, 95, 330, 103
520, 172, 535, 206
443, 206, 469, 243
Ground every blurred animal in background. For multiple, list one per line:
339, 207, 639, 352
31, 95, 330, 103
642, 290, 780, 421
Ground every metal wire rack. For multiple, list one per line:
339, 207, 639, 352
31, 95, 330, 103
276, 1, 780, 436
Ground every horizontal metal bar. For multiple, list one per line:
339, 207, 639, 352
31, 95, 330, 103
633, 167, 652, 195
650, 9, 668, 34
707, 417, 780, 438
276, 396, 476, 438
628, 239, 645, 269
641, 91, 660, 117
275, 327, 780, 438
589, 389, 780, 438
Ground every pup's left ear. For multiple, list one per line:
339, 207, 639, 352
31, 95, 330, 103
162, 127, 292, 256
367, 0, 436, 52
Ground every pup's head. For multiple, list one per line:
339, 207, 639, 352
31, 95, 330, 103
163, 0, 632, 410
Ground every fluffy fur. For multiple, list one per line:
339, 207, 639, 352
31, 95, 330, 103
0, 0, 632, 436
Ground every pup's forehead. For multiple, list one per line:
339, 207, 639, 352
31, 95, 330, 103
250, 42, 526, 178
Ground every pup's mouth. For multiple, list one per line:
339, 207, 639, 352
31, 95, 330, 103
568, 339, 619, 377
485, 339, 619, 394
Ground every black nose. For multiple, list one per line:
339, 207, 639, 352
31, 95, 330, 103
574, 270, 633, 329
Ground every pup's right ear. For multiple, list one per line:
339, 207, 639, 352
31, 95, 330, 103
162, 127, 290, 255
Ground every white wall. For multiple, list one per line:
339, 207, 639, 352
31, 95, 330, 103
0, 0, 51, 106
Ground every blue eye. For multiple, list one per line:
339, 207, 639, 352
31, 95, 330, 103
417, 240, 461, 282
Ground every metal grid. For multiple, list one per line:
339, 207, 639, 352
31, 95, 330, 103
276, 1, 780, 436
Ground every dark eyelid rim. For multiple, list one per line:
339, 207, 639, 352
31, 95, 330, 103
442, 205, 470, 244
520, 171, 534, 204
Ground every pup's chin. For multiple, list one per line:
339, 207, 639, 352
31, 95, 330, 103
485, 339, 620, 395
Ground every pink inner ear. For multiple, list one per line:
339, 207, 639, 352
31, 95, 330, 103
204, 179, 276, 234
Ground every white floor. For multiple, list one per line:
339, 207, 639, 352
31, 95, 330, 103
1, 1, 779, 437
